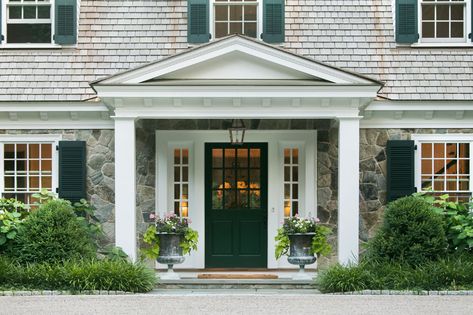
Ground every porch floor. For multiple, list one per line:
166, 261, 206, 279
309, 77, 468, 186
155, 270, 317, 290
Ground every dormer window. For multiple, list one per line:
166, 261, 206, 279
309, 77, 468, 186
187, 0, 284, 44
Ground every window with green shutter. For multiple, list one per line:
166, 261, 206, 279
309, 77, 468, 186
0, 0, 76, 45
190, 0, 285, 44
387, 140, 416, 202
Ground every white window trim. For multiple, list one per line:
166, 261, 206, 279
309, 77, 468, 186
209, 0, 263, 41
0, 0, 80, 48
167, 142, 194, 219
0, 134, 62, 202
412, 134, 473, 198
279, 142, 306, 218
417, 0, 472, 45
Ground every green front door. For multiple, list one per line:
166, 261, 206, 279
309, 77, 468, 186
205, 143, 268, 268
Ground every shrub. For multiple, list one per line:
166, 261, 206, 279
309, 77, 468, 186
9, 199, 96, 264
424, 194, 473, 253
367, 195, 448, 265
0, 198, 29, 252
317, 254, 473, 293
0, 256, 156, 293
316, 262, 374, 293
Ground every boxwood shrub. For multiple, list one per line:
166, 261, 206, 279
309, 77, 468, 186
367, 195, 448, 266
8, 199, 96, 264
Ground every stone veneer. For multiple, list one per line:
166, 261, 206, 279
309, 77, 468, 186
4, 126, 472, 264
0, 129, 115, 246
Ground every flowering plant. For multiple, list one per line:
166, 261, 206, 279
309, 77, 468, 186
142, 213, 199, 260
275, 215, 332, 259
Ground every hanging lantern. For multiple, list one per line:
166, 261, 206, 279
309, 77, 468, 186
228, 119, 246, 145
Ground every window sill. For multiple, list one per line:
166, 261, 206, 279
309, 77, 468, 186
0, 44, 75, 49
410, 42, 473, 48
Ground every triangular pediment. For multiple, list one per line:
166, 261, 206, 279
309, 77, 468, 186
92, 35, 381, 86
153, 51, 320, 81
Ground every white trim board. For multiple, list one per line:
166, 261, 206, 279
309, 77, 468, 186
155, 130, 317, 269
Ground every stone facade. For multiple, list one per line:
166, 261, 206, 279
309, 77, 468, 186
0, 129, 115, 245
4, 125, 471, 264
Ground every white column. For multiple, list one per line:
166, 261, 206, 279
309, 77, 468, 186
114, 117, 137, 261
337, 117, 360, 265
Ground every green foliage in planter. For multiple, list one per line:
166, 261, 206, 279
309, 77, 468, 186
141, 214, 199, 260
317, 254, 473, 293
9, 199, 96, 264
275, 216, 332, 259
367, 195, 448, 266
418, 193, 473, 253
0, 256, 156, 293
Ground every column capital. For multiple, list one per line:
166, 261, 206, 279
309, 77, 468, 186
336, 116, 362, 121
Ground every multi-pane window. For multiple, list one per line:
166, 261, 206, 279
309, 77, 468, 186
421, 0, 466, 41
214, 0, 258, 38
211, 147, 261, 210
1, 142, 53, 205
173, 148, 189, 218
5, 0, 52, 43
420, 142, 471, 202
283, 148, 299, 217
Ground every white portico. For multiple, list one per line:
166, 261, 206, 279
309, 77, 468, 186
91, 35, 382, 267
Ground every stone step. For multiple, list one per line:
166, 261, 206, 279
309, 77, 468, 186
156, 278, 315, 290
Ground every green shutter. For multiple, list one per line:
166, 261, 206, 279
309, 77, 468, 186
54, 0, 77, 45
395, 0, 418, 44
387, 140, 416, 202
262, 0, 285, 43
58, 141, 86, 203
188, 0, 209, 44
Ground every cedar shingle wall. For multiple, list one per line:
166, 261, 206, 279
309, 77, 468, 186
0, 0, 472, 101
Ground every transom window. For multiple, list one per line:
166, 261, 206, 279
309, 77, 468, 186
5, 0, 52, 44
213, 0, 259, 39
420, 0, 467, 42
1, 142, 54, 205
419, 141, 471, 202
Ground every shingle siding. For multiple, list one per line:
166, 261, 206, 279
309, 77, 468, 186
0, 0, 472, 101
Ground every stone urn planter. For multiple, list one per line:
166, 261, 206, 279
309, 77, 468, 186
287, 233, 317, 280
156, 232, 185, 280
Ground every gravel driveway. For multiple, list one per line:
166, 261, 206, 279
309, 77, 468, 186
1, 293, 473, 315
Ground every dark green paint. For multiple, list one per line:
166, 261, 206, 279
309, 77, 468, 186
205, 143, 268, 268
387, 140, 416, 202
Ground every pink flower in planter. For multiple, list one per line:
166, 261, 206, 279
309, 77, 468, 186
149, 213, 156, 220
315, 218, 321, 223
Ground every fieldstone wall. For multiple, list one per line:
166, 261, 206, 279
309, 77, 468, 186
6, 125, 470, 264
0, 129, 115, 246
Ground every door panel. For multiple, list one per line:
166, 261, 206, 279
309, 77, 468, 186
205, 143, 268, 268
